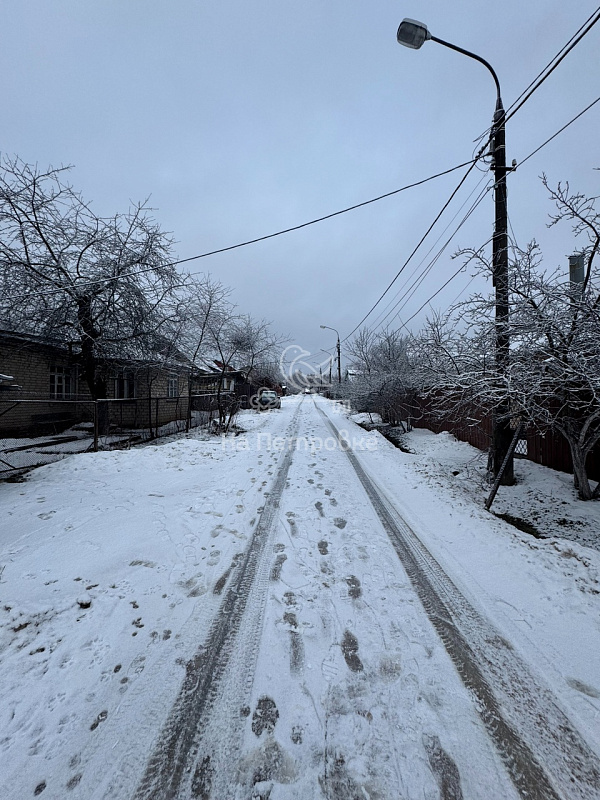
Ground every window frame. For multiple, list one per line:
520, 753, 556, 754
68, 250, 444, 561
50, 364, 76, 399
167, 374, 179, 399
114, 370, 136, 399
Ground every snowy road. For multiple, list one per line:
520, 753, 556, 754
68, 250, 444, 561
1, 396, 599, 799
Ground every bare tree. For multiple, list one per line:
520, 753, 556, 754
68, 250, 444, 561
0, 156, 180, 401
413, 176, 600, 499
343, 327, 415, 427
172, 275, 232, 429
205, 314, 286, 431
345, 328, 376, 376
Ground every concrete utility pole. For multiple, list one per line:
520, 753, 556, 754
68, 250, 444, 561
396, 19, 513, 482
490, 94, 513, 483
320, 325, 342, 385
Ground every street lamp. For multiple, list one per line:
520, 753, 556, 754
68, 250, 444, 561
396, 18, 513, 484
320, 325, 341, 385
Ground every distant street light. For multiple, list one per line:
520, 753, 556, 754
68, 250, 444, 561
396, 18, 513, 484
320, 325, 341, 385
320, 349, 334, 386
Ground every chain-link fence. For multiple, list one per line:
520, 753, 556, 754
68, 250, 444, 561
0, 394, 219, 479
0, 397, 96, 478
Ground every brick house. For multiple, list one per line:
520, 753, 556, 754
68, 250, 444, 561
0, 330, 193, 437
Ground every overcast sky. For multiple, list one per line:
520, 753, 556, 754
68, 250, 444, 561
3, 1, 599, 369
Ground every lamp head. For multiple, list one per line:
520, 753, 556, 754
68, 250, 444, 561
397, 18, 431, 50
320, 325, 326, 329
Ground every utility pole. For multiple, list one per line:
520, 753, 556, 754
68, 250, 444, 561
397, 18, 514, 483
320, 325, 342, 385
491, 99, 513, 483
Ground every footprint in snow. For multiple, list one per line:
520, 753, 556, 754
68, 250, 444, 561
90, 710, 108, 731
251, 697, 279, 736
341, 630, 363, 672
422, 734, 464, 800
66, 773, 82, 791
291, 726, 303, 744
270, 553, 287, 582
283, 591, 297, 607
345, 575, 362, 599
284, 612, 304, 674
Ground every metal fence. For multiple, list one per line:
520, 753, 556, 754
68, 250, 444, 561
0, 394, 215, 480
410, 399, 600, 481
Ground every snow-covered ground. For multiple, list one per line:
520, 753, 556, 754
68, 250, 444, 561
0, 396, 598, 799
390, 423, 600, 552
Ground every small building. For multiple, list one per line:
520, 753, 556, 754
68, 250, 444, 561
0, 329, 193, 437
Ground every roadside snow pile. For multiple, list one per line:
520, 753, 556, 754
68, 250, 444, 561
397, 427, 600, 551
350, 412, 383, 426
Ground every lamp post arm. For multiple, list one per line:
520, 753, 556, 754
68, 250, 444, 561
429, 34, 511, 481
430, 35, 502, 107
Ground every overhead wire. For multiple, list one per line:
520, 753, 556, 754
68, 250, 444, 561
372, 95, 600, 337
384, 182, 494, 329
340, 152, 486, 342
8, 158, 478, 304
5, 8, 599, 317
516, 95, 600, 168
366, 173, 493, 331
504, 7, 600, 126
398, 254, 485, 330
366, 170, 491, 326
342, 8, 600, 342
473, 6, 600, 143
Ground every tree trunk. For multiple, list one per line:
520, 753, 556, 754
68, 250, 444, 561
568, 440, 593, 500
77, 294, 109, 435
492, 410, 515, 485
78, 295, 97, 392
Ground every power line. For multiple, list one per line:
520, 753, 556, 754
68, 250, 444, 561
5, 9, 599, 310
473, 6, 600, 144
507, 7, 599, 116
340, 154, 485, 342
517, 94, 600, 168
366, 175, 492, 331
344, 94, 600, 342
447, 272, 478, 307
399, 258, 477, 330
504, 7, 600, 126
366, 171, 490, 327
385, 183, 493, 329
342, 10, 600, 341
6, 157, 478, 304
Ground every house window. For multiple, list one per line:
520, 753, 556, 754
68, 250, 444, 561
114, 371, 135, 399
50, 365, 75, 399
167, 375, 179, 398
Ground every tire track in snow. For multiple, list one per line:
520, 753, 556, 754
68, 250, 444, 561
130, 406, 302, 800
317, 404, 600, 800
